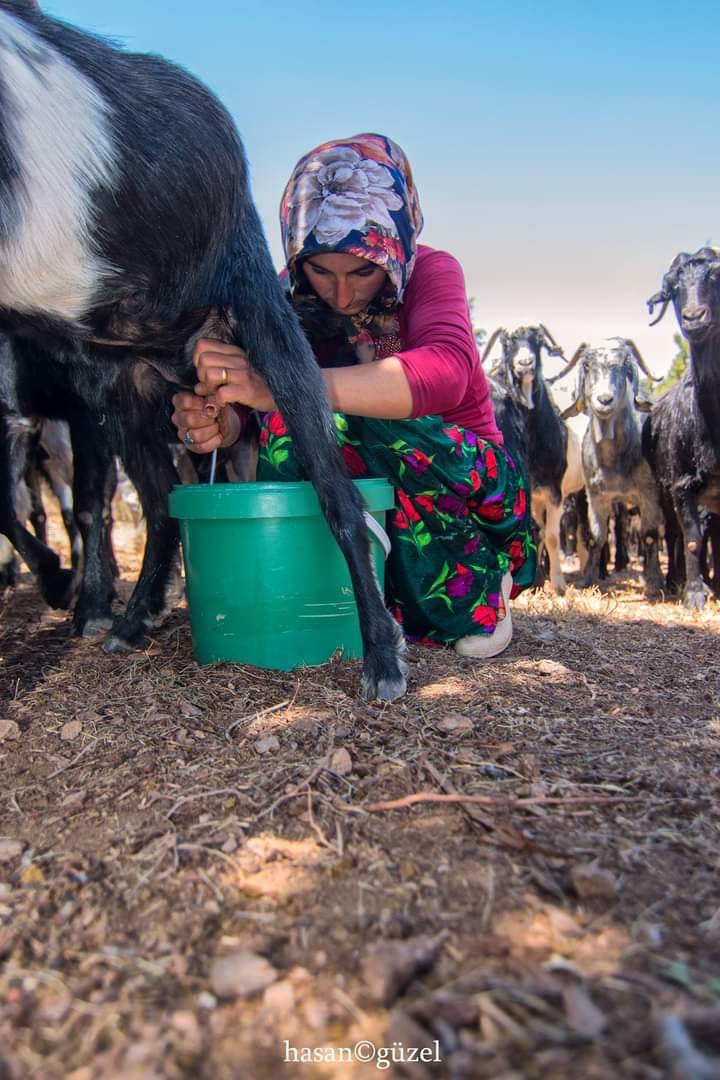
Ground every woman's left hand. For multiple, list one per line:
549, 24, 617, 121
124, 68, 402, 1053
192, 338, 278, 413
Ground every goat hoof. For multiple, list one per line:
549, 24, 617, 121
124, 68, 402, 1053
42, 569, 75, 609
103, 612, 150, 652
362, 669, 407, 702
684, 588, 707, 611
361, 652, 408, 702
0, 561, 18, 588
78, 616, 114, 638
103, 632, 138, 654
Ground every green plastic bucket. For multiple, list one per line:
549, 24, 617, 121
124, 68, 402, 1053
169, 479, 395, 670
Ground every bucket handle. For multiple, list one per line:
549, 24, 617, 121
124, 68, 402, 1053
364, 511, 391, 560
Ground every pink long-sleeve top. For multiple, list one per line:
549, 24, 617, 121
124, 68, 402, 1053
396, 245, 502, 444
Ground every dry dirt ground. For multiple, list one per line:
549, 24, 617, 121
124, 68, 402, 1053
1, 512, 719, 1080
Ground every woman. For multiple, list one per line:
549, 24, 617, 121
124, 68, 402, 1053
172, 133, 536, 657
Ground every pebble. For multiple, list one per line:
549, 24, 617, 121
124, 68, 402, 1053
254, 735, 280, 755
0, 840, 23, 863
209, 950, 278, 1000
196, 991, 217, 1010
570, 861, 619, 900
263, 979, 295, 1013
0, 719, 21, 741
328, 747, 353, 775
437, 713, 474, 734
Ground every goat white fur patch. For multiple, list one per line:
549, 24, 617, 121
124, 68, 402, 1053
0, 12, 117, 320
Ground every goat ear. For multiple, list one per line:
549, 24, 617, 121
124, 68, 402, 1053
634, 394, 654, 413
561, 398, 583, 420
625, 358, 640, 395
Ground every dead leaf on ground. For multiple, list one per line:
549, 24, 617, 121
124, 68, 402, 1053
537, 659, 572, 677
436, 713, 474, 735
570, 861, 619, 900
20, 864, 45, 886
60, 720, 82, 741
328, 747, 352, 775
362, 933, 448, 1006
61, 789, 87, 810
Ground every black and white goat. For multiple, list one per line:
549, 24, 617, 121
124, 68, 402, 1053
643, 247, 720, 609
561, 338, 664, 597
0, 1, 405, 699
483, 324, 584, 592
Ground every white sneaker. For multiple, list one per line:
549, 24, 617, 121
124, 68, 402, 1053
454, 572, 513, 659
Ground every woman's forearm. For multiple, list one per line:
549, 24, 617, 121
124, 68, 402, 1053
322, 357, 414, 419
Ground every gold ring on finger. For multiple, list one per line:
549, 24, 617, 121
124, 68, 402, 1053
220, 366, 228, 386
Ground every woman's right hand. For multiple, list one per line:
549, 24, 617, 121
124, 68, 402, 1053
170, 391, 241, 454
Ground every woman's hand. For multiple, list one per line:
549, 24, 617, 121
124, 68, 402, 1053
171, 339, 278, 453
171, 389, 241, 453
193, 339, 277, 413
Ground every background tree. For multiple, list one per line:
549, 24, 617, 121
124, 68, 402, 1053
468, 296, 486, 350
641, 332, 688, 399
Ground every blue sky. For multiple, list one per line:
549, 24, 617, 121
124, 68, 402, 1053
45, 0, 718, 380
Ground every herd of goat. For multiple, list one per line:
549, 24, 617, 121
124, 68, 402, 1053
483, 250, 720, 610
0, 2, 718, 705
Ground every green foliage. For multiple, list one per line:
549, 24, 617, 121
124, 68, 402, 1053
641, 333, 689, 399
468, 296, 486, 349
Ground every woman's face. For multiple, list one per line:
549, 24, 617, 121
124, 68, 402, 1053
302, 253, 388, 316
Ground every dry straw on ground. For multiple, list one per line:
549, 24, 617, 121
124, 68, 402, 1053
0, 516, 719, 1078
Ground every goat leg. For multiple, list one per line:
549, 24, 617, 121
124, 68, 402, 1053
0, 413, 74, 607
578, 492, 611, 588
674, 488, 707, 609
69, 418, 118, 636
227, 219, 407, 701
103, 390, 182, 651
266, 374, 407, 701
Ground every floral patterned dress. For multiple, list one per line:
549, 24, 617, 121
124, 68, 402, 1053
257, 409, 536, 646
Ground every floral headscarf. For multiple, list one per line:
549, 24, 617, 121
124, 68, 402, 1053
280, 133, 423, 308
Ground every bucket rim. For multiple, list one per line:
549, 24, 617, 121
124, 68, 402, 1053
169, 477, 395, 520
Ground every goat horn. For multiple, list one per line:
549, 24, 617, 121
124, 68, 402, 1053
537, 323, 563, 351
625, 338, 662, 381
646, 292, 670, 327
479, 324, 507, 367
546, 342, 588, 383
480, 328, 504, 367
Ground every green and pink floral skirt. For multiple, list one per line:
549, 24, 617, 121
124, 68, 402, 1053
257, 411, 537, 646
